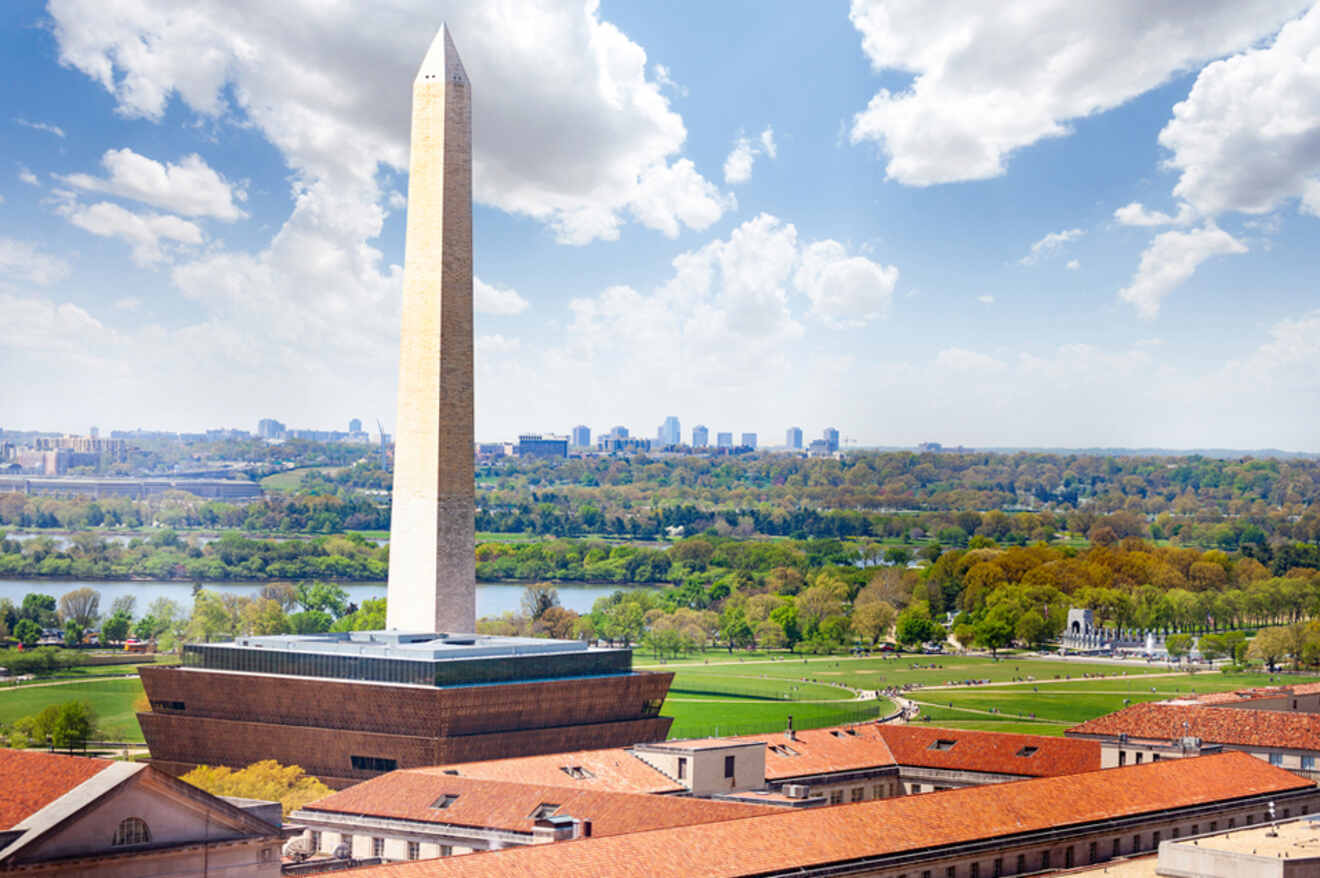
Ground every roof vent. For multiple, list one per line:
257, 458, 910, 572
928, 739, 957, 751
783, 784, 811, 799
560, 765, 595, 780
1016, 746, 1039, 758
430, 794, 459, 809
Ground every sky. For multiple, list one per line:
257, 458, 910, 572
2, 0, 1318, 450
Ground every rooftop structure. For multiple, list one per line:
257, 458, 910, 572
182, 632, 631, 687
1067, 815, 1320, 878
338, 752, 1318, 876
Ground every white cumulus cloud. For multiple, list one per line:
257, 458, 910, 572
474, 278, 530, 316
19, 168, 38, 186
795, 240, 898, 328
1020, 228, 1083, 266
847, 0, 1310, 185
723, 126, 777, 185
61, 148, 246, 220
64, 201, 204, 266
1118, 225, 1247, 319
0, 238, 72, 286
48, 0, 726, 244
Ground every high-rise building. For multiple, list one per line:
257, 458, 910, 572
692, 424, 709, 448
139, 24, 672, 790
716, 432, 733, 449
658, 416, 680, 448
823, 427, 840, 452
516, 434, 568, 458
349, 418, 363, 434
257, 418, 286, 439
741, 432, 758, 450
571, 425, 591, 448
786, 426, 803, 449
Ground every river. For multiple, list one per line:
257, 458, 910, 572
0, 579, 651, 619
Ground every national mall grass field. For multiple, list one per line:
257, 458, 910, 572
638, 651, 1320, 738
2, 652, 1316, 745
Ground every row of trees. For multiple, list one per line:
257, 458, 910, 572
8, 450, 1320, 547
0, 529, 387, 582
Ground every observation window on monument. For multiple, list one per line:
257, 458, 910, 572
112, 817, 151, 846
1015, 746, 1038, 758
929, 739, 957, 751
431, 794, 460, 810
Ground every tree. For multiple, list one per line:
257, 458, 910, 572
62, 619, 84, 648
852, 601, 897, 647
58, 587, 101, 628
718, 606, 753, 652
133, 615, 159, 642
1013, 609, 1049, 649
533, 606, 578, 639
895, 602, 941, 648
1249, 626, 1292, 671
521, 583, 560, 621
181, 760, 332, 818
51, 700, 97, 750
13, 618, 40, 647
290, 610, 333, 634
1165, 633, 1193, 661
108, 595, 137, 618
294, 582, 349, 619
101, 610, 132, 644
240, 599, 291, 636
20, 593, 57, 628
973, 605, 1015, 656
185, 590, 235, 643
769, 604, 802, 652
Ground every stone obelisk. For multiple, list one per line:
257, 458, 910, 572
386, 24, 476, 634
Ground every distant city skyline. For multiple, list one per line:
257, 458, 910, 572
4, 3, 1319, 450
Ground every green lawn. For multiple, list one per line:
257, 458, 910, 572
662, 696, 892, 739
906, 670, 1320, 735
0, 679, 146, 742
260, 466, 344, 492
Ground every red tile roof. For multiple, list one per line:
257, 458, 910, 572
872, 725, 1100, 777
412, 748, 680, 794
299, 772, 775, 836
682, 723, 1097, 781
1067, 701, 1320, 749
339, 752, 1307, 878
0, 750, 112, 829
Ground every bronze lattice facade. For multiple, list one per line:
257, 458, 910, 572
140, 665, 673, 788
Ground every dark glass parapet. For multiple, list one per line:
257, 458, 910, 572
181, 641, 634, 687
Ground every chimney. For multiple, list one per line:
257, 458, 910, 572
786, 714, 796, 741
580, 819, 592, 838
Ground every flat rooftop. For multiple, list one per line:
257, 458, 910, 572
229, 631, 591, 660
181, 631, 635, 688
1064, 816, 1320, 877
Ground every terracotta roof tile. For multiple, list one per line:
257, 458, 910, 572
411, 748, 680, 794
1067, 701, 1320, 749
678, 723, 1096, 781
339, 752, 1307, 878
300, 772, 775, 836
872, 725, 1100, 777
0, 750, 112, 830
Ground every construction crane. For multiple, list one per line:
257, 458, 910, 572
376, 418, 389, 471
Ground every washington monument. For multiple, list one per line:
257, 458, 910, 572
386, 24, 476, 634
